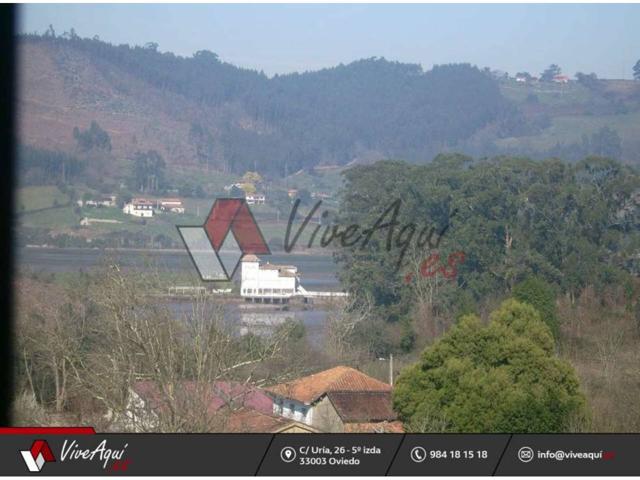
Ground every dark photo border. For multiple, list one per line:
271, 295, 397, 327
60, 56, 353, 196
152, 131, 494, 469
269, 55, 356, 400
0, 3, 16, 426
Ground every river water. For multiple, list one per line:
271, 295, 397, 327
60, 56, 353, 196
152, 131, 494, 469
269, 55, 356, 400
18, 247, 342, 347
18, 247, 340, 290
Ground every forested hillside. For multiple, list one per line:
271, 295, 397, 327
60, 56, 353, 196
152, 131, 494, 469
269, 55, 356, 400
21, 31, 640, 181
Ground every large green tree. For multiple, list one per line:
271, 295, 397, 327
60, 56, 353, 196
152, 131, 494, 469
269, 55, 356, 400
393, 299, 588, 432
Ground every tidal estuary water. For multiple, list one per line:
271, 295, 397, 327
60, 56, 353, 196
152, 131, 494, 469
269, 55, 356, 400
18, 247, 342, 347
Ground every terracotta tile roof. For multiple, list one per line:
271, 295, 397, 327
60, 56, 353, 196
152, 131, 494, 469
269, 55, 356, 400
223, 408, 322, 433
224, 408, 292, 433
327, 391, 397, 423
131, 198, 154, 206
344, 421, 404, 433
266, 366, 391, 405
273, 422, 323, 433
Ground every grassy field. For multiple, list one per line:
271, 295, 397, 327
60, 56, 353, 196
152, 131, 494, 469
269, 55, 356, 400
17, 194, 325, 251
500, 80, 597, 108
496, 110, 640, 152
500, 78, 640, 109
16, 186, 70, 212
497, 78, 640, 158
20, 205, 78, 229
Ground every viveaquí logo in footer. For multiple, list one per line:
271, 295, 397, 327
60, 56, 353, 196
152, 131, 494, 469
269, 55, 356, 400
178, 198, 270, 281
20, 439, 55, 472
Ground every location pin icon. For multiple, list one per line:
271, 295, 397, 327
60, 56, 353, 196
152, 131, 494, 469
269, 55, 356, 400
281, 447, 296, 463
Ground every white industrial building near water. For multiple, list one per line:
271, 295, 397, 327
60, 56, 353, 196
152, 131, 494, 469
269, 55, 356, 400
240, 254, 298, 303
239, 254, 348, 303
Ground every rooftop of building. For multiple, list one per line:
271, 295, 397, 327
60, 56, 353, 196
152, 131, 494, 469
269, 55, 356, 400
266, 366, 391, 405
327, 390, 397, 423
343, 421, 404, 433
241, 256, 298, 276
131, 198, 154, 205
223, 407, 293, 433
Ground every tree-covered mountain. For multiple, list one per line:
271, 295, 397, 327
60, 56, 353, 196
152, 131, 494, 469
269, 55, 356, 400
17, 32, 640, 179
17, 33, 530, 178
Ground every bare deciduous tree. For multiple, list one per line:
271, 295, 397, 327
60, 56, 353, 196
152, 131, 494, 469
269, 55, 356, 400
15, 277, 88, 413
73, 265, 298, 432
325, 294, 373, 362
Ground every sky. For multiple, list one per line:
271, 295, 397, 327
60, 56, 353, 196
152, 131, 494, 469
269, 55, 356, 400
18, 4, 640, 79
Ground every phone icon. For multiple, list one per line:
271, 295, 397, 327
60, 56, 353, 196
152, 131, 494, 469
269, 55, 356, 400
410, 446, 427, 463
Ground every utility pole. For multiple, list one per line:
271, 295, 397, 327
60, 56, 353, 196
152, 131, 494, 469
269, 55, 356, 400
389, 354, 394, 386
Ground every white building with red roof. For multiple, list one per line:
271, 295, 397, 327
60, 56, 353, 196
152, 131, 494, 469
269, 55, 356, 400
123, 198, 154, 217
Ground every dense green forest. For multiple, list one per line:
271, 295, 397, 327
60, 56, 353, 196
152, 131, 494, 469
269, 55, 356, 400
331, 155, 640, 353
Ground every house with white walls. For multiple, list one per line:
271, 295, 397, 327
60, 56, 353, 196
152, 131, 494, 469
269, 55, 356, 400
240, 255, 298, 303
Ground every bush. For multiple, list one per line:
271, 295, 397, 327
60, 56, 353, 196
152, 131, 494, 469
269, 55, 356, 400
393, 299, 587, 432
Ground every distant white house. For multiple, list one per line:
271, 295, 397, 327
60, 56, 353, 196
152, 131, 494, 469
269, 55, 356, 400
240, 255, 298, 303
245, 193, 265, 205
552, 75, 570, 84
80, 195, 117, 208
123, 198, 154, 217
158, 198, 185, 214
